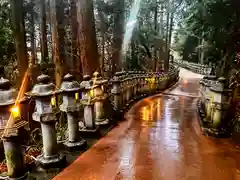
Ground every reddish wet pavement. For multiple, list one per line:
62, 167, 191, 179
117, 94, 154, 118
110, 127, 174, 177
54, 68, 240, 180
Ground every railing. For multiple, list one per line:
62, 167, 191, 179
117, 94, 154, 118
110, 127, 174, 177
0, 66, 180, 179
173, 60, 211, 75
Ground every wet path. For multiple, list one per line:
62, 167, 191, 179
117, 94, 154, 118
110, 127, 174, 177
54, 68, 240, 180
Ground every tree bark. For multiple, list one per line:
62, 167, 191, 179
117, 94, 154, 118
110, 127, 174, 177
160, 4, 164, 37
70, 0, 81, 78
56, 0, 66, 72
153, 0, 158, 71
50, 0, 64, 87
77, 0, 99, 76
96, 6, 106, 75
100, 33, 105, 75
167, 3, 174, 66
11, 0, 29, 88
112, 0, 124, 73
40, 0, 48, 63
29, 3, 36, 66
164, 0, 170, 72
200, 35, 205, 64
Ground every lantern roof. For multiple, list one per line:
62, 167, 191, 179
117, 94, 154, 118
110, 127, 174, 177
60, 73, 82, 92
0, 77, 16, 106
26, 74, 60, 97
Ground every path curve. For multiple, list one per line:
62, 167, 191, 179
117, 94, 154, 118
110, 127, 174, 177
54, 68, 240, 180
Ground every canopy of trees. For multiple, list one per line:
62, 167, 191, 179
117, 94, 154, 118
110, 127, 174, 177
1, 0, 238, 87
174, 0, 240, 77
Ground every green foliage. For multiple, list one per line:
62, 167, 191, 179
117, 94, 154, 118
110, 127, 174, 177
0, 1, 15, 64
181, 35, 198, 62
175, 0, 240, 69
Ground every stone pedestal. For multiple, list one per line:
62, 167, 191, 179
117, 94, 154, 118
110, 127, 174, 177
83, 102, 95, 129
80, 100, 100, 137
64, 112, 86, 150
33, 113, 65, 168
95, 97, 108, 125
3, 136, 28, 180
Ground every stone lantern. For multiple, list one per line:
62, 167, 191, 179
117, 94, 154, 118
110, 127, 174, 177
92, 72, 108, 125
127, 71, 133, 103
135, 71, 140, 97
79, 75, 98, 135
26, 74, 65, 168
0, 77, 28, 179
123, 80, 128, 108
207, 77, 233, 137
156, 72, 163, 92
140, 72, 145, 95
125, 77, 131, 107
59, 74, 87, 149
118, 71, 125, 109
115, 72, 124, 113
142, 73, 148, 95
133, 71, 139, 98
111, 73, 122, 116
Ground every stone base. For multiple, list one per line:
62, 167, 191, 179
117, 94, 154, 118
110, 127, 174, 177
196, 100, 232, 138
36, 153, 66, 169
79, 127, 101, 138
95, 118, 109, 126
64, 139, 87, 151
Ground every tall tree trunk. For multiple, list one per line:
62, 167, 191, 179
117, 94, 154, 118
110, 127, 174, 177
153, 0, 158, 71
160, 4, 164, 37
77, 0, 99, 76
164, 0, 170, 72
29, 3, 36, 66
200, 34, 205, 64
112, 0, 124, 73
70, 0, 81, 78
198, 38, 201, 63
96, 6, 106, 75
50, 0, 64, 87
40, 0, 48, 63
11, 0, 29, 89
56, 0, 66, 73
167, 3, 174, 65
100, 33, 105, 75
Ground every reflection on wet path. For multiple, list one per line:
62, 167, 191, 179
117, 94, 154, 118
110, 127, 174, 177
54, 68, 240, 180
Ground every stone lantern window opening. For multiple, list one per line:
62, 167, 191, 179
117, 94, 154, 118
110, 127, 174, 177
51, 95, 57, 107
10, 105, 21, 120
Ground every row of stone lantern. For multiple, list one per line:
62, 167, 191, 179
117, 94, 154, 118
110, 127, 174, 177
175, 60, 211, 75
0, 67, 180, 179
199, 75, 233, 137
110, 67, 180, 115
